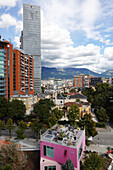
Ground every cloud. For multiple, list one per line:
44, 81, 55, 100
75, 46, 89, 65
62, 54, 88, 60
0, 13, 22, 33
18, 7, 23, 15
14, 36, 20, 47
0, 0, 18, 8
0, 14, 17, 28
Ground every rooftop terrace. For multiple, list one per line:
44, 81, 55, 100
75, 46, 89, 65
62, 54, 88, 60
41, 124, 85, 148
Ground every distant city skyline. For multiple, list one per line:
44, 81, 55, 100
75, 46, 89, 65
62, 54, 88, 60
0, 0, 113, 73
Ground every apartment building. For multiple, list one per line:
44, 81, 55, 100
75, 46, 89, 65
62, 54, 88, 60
0, 39, 34, 100
13, 48, 34, 95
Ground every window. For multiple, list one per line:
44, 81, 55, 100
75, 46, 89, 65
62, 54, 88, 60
44, 166, 56, 170
43, 145, 54, 158
78, 143, 83, 160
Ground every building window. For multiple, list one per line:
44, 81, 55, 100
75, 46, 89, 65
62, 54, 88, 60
43, 145, 54, 158
44, 166, 56, 170
78, 143, 83, 160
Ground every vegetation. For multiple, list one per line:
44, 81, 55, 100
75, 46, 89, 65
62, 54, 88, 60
8, 99, 26, 121
61, 159, 74, 170
0, 142, 27, 169
0, 98, 26, 122
0, 120, 5, 135
83, 83, 113, 121
0, 97, 8, 119
67, 104, 80, 122
15, 120, 27, 139
78, 114, 97, 137
95, 107, 109, 123
6, 118, 15, 138
30, 118, 44, 139
83, 152, 104, 170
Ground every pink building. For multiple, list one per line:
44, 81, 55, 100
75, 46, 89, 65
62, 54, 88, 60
40, 125, 85, 170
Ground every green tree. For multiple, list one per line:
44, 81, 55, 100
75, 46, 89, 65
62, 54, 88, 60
8, 99, 26, 121
61, 159, 74, 170
6, 118, 15, 138
48, 113, 57, 127
84, 152, 104, 170
0, 142, 27, 169
0, 120, 5, 135
96, 107, 109, 123
18, 120, 27, 129
51, 108, 63, 120
0, 97, 8, 119
30, 118, 44, 139
15, 128, 26, 139
67, 104, 80, 122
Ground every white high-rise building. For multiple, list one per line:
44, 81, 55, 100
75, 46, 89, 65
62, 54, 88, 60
21, 3, 41, 93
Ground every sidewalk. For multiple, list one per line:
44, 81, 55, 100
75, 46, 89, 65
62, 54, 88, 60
86, 144, 113, 154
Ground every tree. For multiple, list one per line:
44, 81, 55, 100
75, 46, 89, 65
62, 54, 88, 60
0, 142, 27, 169
84, 152, 104, 170
18, 120, 27, 129
51, 108, 63, 120
48, 113, 57, 127
0, 120, 5, 135
61, 159, 74, 170
6, 118, 15, 138
15, 128, 26, 139
0, 97, 8, 119
96, 107, 109, 123
15, 120, 27, 139
30, 118, 44, 139
8, 99, 26, 121
67, 104, 80, 122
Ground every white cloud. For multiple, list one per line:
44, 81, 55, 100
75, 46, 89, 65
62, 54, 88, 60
0, 0, 18, 8
14, 36, 20, 47
0, 14, 17, 28
0, 13, 22, 33
18, 7, 23, 15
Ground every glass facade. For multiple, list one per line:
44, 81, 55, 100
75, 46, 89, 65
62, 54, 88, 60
23, 3, 41, 93
0, 49, 7, 97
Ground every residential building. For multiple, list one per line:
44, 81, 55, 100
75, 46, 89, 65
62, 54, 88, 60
22, 3, 41, 94
84, 75, 94, 88
90, 77, 103, 87
74, 74, 85, 89
10, 94, 38, 115
0, 40, 13, 100
40, 124, 85, 170
0, 38, 34, 100
13, 48, 34, 95
64, 102, 91, 118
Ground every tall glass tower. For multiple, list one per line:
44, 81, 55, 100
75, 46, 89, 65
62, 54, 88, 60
22, 3, 41, 93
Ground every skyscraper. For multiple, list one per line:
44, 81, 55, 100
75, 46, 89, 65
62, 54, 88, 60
22, 3, 41, 93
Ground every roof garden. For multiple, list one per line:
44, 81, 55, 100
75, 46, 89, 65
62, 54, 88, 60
41, 124, 85, 148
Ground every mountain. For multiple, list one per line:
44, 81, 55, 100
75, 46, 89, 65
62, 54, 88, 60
41, 67, 101, 80
101, 70, 113, 78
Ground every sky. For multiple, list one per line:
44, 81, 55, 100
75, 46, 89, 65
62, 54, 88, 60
0, 0, 113, 73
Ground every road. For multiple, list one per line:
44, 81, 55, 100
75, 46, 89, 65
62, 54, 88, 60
93, 123, 113, 146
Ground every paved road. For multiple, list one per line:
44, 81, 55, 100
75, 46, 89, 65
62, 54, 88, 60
93, 123, 113, 146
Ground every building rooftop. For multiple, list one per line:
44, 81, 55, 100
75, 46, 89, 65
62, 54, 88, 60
41, 124, 85, 148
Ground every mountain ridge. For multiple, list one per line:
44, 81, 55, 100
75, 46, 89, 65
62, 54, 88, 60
41, 67, 113, 80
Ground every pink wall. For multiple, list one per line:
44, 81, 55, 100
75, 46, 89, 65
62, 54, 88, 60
40, 130, 85, 169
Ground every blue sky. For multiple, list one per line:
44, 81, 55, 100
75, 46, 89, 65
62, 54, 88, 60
0, 0, 113, 73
